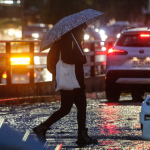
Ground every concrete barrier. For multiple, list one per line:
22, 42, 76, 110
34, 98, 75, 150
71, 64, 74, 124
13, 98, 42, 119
0, 76, 105, 104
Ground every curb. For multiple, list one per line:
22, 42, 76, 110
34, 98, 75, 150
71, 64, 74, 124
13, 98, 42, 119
0, 92, 106, 105
86, 91, 106, 99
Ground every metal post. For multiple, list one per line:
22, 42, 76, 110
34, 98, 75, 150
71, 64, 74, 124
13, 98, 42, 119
29, 42, 34, 84
6, 42, 11, 84
21, 0, 24, 40
90, 42, 95, 77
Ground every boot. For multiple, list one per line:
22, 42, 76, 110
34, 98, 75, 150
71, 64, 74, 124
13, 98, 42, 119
76, 128, 98, 145
33, 123, 49, 143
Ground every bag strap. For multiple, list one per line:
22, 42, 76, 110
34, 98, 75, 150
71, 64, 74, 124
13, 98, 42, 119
70, 32, 84, 56
59, 51, 61, 60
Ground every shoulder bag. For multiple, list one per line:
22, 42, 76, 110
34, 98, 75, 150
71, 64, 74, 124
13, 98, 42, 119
56, 52, 80, 91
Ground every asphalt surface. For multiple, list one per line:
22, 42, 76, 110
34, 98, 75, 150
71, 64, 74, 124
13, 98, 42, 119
0, 95, 150, 149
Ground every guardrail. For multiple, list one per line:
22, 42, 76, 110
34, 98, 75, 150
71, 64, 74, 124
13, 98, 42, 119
0, 40, 115, 85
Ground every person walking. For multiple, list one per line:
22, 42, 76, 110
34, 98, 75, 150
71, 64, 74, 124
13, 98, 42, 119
33, 23, 98, 145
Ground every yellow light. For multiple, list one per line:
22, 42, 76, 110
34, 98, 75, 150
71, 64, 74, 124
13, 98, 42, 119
15, 30, 22, 38
32, 33, 39, 39
2, 72, 7, 78
133, 57, 138, 61
10, 57, 30, 65
8, 29, 15, 36
147, 57, 150, 60
34, 73, 37, 77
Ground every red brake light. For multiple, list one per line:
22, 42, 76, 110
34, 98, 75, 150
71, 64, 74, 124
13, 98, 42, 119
27, 72, 37, 77
108, 48, 128, 55
140, 34, 150, 37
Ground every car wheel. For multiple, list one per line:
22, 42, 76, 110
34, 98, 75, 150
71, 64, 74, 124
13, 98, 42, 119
106, 84, 121, 102
131, 91, 144, 102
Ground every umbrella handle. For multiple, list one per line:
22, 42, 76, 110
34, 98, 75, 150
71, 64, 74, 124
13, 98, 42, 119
70, 32, 84, 56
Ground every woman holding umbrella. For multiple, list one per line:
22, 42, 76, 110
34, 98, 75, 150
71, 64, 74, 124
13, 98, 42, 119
32, 9, 103, 145
33, 23, 98, 145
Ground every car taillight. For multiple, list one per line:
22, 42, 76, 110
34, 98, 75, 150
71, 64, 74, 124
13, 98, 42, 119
140, 34, 150, 37
108, 48, 128, 55
27, 72, 37, 77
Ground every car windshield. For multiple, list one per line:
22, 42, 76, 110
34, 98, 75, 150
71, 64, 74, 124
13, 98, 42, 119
116, 34, 150, 47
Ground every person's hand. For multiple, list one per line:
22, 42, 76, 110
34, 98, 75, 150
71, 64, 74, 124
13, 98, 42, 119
81, 41, 85, 48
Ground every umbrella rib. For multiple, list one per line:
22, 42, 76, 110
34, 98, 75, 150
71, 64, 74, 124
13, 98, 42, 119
71, 32, 84, 56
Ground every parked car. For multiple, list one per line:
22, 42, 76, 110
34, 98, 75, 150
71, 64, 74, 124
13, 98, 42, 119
23, 23, 50, 40
105, 27, 150, 102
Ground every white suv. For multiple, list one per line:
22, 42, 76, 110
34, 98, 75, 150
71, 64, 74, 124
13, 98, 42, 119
105, 27, 150, 102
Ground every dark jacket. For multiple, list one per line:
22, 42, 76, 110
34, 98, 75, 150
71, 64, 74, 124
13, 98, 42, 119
47, 32, 86, 89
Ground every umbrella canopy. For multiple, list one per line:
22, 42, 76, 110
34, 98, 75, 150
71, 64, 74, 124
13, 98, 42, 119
40, 9, 104, 51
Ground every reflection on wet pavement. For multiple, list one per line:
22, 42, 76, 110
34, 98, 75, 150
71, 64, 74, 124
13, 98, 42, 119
0, 95, 150, 149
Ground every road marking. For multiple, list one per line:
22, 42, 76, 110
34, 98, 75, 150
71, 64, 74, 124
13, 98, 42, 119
44, 140, 48, 147
55, 143, 62, 150
22, 129, 30, 142
0, 117, 4, 128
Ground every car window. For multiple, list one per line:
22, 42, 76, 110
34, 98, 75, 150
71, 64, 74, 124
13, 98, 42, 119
116, 34, 150, 47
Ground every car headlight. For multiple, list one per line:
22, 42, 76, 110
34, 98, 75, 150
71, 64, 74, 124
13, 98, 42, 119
100, 34, 108, 41
84, 34, 90, 40
99, 30, 105, 35
117, 33, 121, 38
95, 28, 99, 32
32, 33, 39, 39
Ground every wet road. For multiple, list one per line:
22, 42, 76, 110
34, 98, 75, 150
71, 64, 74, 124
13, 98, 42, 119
0, 95, 150, 149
